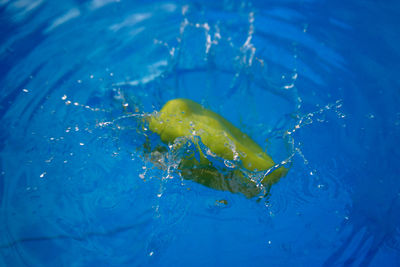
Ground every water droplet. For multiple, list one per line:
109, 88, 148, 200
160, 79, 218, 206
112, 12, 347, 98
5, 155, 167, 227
224, 159, 236, 169
283, 83, 294, 89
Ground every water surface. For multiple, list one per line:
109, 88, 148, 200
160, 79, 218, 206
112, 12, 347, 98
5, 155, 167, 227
0, 0, 399, 266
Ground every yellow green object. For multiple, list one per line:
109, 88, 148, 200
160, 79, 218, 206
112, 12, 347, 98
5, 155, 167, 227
148, 98, 288, 197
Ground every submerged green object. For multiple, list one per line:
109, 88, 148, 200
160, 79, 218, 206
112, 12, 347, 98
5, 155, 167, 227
149, 98, 288, 197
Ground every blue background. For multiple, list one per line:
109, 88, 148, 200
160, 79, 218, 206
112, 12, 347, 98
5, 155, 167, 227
0, 0, 399, 266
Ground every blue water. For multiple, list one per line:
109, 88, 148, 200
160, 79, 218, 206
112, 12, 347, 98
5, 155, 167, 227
1, 0, 399, 266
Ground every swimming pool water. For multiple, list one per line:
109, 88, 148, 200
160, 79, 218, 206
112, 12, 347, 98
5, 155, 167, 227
0, 1, 399, 266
